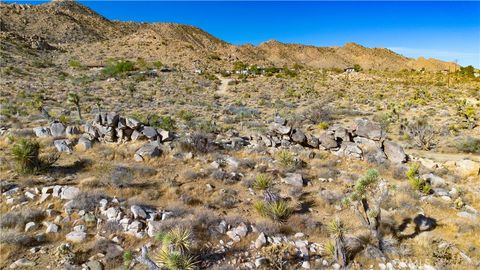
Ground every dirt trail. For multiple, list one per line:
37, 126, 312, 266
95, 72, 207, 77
217, 76, 233, 95
407, 149, 480, 162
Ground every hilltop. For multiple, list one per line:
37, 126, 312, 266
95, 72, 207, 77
0, 1, 457, 71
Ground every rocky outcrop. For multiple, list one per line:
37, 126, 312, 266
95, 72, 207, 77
253, 117, 408, 165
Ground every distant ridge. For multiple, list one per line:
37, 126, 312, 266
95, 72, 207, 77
0, 1, 457, 71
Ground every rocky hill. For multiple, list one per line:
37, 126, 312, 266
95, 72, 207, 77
0, 0, 457, 71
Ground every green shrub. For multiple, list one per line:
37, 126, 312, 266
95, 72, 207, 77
177, 110, 195, 122
456, 137, 480, 154
102, 60, 135, 77
406, 163, 431, 194
68, 59, 82, 69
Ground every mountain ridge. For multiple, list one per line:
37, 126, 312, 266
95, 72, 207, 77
0, 1, 457, 71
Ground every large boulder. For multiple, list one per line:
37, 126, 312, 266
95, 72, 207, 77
125, 117, 141, 129
66, 126, 80, 136
318, 132, 338, 149
383, 140, 407, 163
140, 126, 158, 140
282, 173, 304, 187
270, 123, 291, 135
76, 136, 93, 151
291, 128, 306, 144
33, 127, 50, 138
50, 122, 66, 137
354, 119, 385, 141
334, 142, 363, 159
354, 137, 387, 164
330, 124, 351, 142
455, 159, 480, 177
134, 143, 161, 162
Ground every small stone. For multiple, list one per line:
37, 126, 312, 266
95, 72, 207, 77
25, 222, 37, 232
255, 257, 267, 267
255, 232, 267, 248
60, 186, 80, 200
66, 231, 87, 243
74, 225, 86, 232
46, 223, 59, 233
10, 258, 36, 268
54, 139, 73, 153
301, 261, 311, 269
85, 261, 104, 270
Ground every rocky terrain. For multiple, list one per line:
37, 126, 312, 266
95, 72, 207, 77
1, 1, 479, 270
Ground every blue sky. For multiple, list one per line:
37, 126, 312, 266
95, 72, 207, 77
6, 1, 480, 67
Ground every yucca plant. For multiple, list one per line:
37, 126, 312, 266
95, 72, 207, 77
153, 228, 197, 270
275, 149, 296, 169
12, 139, 41, 174
254, 200, 292, 222
327, 219, 348, 267
253, 174, 273, 190
344, 169, 388, 259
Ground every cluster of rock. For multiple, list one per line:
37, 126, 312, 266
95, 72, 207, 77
251, 117, 408, 165
33, 112, 173, 161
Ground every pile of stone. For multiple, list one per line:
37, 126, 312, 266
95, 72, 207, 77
252, 117, 408, 165
33, 112, 173, 161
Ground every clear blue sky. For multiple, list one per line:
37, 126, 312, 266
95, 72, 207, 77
6, 1, 480, 67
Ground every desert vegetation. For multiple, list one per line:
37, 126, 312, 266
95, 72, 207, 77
0, 1, 479, 270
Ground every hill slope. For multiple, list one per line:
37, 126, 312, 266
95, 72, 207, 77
0, 1, 456, 71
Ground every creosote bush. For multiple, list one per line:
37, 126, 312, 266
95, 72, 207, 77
12, 138, 59, 174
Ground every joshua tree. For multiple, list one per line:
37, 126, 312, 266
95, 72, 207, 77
343, 169, 389, 255
67, 92, 82, 121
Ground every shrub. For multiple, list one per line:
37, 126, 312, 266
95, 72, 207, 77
12, 139, 59, 174
406, 117, 436, 150
68, 59, 82, 69
0, 208, 45, 230
456, 136, 480, 154
406, 163, 431, 195
177, 110, 195, 122
253, 174, 273, 190
102, 60, 135, 77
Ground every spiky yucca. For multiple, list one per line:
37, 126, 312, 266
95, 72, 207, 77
253, 174, 273, 190
254, 200, 292, 222
153, 228, 197, 270
12, 139, 41, 174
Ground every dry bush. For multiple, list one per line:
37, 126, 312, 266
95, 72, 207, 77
0, 208, 45, 230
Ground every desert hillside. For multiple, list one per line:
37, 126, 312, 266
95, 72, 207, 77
0, 0, 457, 71
0, 1, 478, 270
